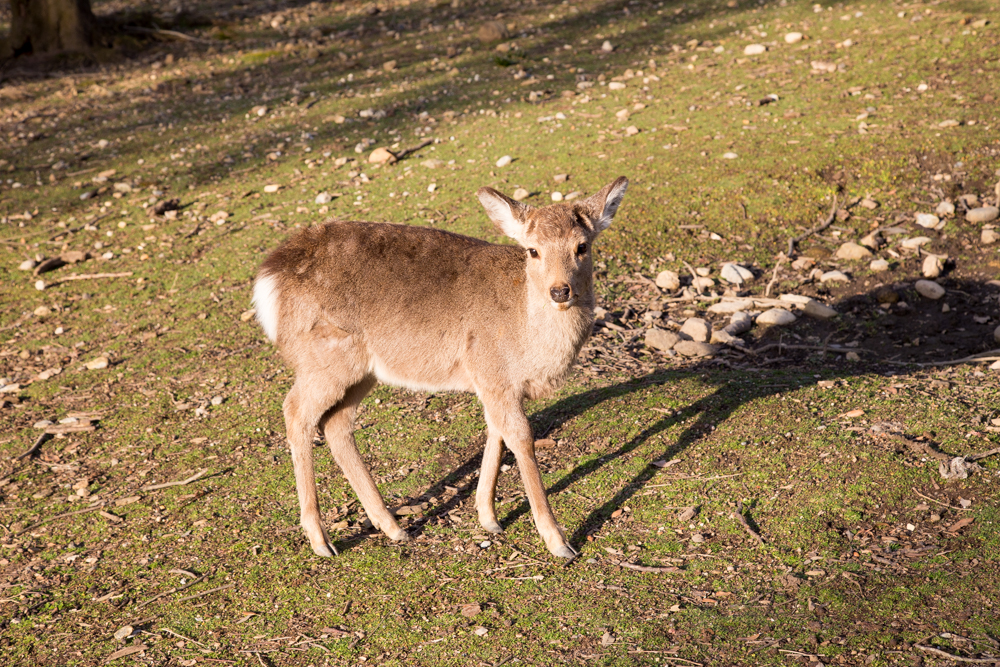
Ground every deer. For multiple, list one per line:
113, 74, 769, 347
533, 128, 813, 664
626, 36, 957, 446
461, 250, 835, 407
253, 176, 628, 559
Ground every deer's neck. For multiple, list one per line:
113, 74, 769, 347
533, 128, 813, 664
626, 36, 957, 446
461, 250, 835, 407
519, 281, 595, 400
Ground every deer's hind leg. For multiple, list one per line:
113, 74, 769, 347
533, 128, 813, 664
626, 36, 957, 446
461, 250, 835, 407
320, 376, 408, 543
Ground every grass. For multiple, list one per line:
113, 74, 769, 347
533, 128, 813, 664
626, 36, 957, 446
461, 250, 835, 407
2, 0, 1000, 664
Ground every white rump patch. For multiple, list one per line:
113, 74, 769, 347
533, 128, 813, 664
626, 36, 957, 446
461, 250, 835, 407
253, 274, 280, 342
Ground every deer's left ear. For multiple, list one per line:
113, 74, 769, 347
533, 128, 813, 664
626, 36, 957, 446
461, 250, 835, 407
582, 176, 629, 233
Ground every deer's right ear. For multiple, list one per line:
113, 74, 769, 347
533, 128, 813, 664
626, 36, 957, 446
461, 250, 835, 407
477, 187, 531, 245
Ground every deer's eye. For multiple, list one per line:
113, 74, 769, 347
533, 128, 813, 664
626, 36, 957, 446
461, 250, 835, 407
576, 243, 588, 255
528, 248, 539, 259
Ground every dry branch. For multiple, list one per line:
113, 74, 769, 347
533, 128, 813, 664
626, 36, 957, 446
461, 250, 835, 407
915, 645, 1000, 664
788, 193, 838, 257
732, 501, 765, 546
141, 468, 209, 491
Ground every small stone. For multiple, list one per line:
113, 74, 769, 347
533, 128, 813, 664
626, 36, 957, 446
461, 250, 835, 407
680, 317, 711, 343
34, 306, 51, 317
240, 309, 256, 322
922, 255, 944, 278
935, 200, 955, 216
959, 194, 980, 208
625, 125, 640, 136
938, 119, 960, 128
427, 183, 437, 193
720, 263, 754, 285
870, 258, 890, 272
982, 228, 999, 245
512, 188, 529, 201
263, 184, 280, 193
209, 210, 230, 225
421, 159, 445, 170
382, 60, 397, 72
554, 173, 569, 183
19, 259, 36, 271
645, 328, 681, 352
690, 533, 705, 543
860, 198, 879, 209
900, 236, 932, 249
725, 311, 753, 335
678, 506, 698, 522
551, 191, 563, 202
835, 242, 873, 260
252, 105, 268, 117
315, 192, 333, 204
114, 625, 133, 641
802, 300, 838, 320
674, 341, 717, 357
477, 20, 508, 43
474, 626, 489, 637
655, 270, 680, 290
784, 32, 803, 44
991, 360, 1000, 371
811, 60, 838, 73
820, 270, 850, 283
35, 279, 46, 291
791, 257, 815, 271
914, 280, 945, 300
495, 155, 512, 168
601, 631, 615, 646
722, 152, 738, 160
211, 395, 224, 406
845, 351, 860, 362
859, 231, 884, 249
757, 308, 797, 326
601, 40, 614, 52
34, 420, 54, 429
744, 44, 767, 55
479, 540, 491, 548
85, 356, 109, 370
711, 328, 739, 345
608, 82, 627, 91
966, 206, 1000, 224
695, 267, 711, 277
369, 147, 394, 164
708, 299, 753, 314
915, 213, 940, 229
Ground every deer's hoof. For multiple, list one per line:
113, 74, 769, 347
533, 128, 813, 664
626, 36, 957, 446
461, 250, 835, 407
549, 542, 579, 560
480, 518, 504, 534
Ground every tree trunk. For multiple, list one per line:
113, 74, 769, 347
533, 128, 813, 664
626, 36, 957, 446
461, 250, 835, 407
7, 0, 96, 56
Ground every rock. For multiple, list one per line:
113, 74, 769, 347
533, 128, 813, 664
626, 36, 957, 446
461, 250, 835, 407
369, 147, 394, 164
113, 182, 132, 193
819, 270, 850, 283
966, 206, 1000, 224
725, 311, 753, 335
477, 20, 508, 43
860, 198, 879, 209
982, 228, 999, 245
914, 280, 945, 300
995, 325, 1000, 344
263, 184, 280, 193
757, 308, 797, 326
802, 300, 838, 320
875, 287, 899, 304
859, 231, 884, 249
900, 236, 932, 249
744, 44, 767, 55
722, 152, 738, 160
421, 158, 445, 169
382, 60, 397, 72
114, 625, 133, 641
252, 105, 268, 117
674, 340, 717, 357
85, 356, 109, 370
692, 276, 714, 291
209, 210, 230, 225
711, 328, 739, 345
720, 263, 754, 285
708, 299, 753, 314
495, 155, 513, 168
625, 125, 640, 136
240, 309, 257, 322
34, 305, 51, 317
791, 257, 815, 271
811, 60, 837, 73
784, 32, 803, 44
551, 192, 563, 202
870, 258, 890, 272
645, 328, 681, 352
991, 360, 1000, 371
554, 173, 569, 183
935, 200, 955, 216
315, 192, 333, 204
19, 259, 36, 271
152, 198, 180, 215
35, 280, 46, 291
915, 213, 940, 229
601, 40, 614, 52
680, 317, 711, 343
835, 242, 872, 260
655, 270, 680, 291
61, 250, 88, 264
211, 395, 224, 406
695, 267, 712, 277
512, 188, 529, 201
608, 82, 626, 91
938, 119, 960, 128
959, 194, 980, 209
922, 255, 944, 278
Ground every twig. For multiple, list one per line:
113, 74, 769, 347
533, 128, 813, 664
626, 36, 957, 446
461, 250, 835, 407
788, 193, 838, 257
136, 575, 206, 609
968, 447, 1000, 462
141, 468, 209, 491
752, 342, 864, 355
387, 138, 434, 164
617, 561, 680, 574
124, 25, 211, 43
915, 645, 1000, 664
176, 583, 234, 603
159, 627, 208, 648
16, 432, 51, 460
732, 501, 765, 546
764, 256, 785, 298
886, 349, 1000, 368
41, 272, 133, 287
912, 488, 975, 512
15, 503, 105, 534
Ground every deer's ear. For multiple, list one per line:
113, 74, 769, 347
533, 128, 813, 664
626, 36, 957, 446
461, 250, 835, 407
582, 176, 629, 234
477, 187, 532, 245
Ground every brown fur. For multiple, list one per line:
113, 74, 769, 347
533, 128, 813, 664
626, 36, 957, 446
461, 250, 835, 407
254, 177, 628, 558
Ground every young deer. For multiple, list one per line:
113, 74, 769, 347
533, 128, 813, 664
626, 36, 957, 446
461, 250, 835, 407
254, 176, 628, 559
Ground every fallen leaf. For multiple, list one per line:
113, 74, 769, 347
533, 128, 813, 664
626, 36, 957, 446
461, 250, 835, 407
106, 644, 146, 661
534, 438, 557, 449
946, 517, 974, 533
839, 409, 865, 419
601, 631, 615, 646
677, 506, 698, 522
460, 603, 481, 618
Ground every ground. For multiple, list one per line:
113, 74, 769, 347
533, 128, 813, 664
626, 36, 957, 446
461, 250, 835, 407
1, 0, 999, 665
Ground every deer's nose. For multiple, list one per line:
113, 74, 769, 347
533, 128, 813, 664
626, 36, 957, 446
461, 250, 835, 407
549, 284, 572, 303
